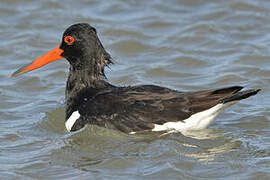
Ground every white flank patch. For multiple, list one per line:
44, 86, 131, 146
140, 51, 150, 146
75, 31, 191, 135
152, 102, 236, 132
65, 110, 80, 132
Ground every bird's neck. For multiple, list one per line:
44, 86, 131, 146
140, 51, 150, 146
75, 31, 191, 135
65, 65, 114, 119
64, 44, 113, 119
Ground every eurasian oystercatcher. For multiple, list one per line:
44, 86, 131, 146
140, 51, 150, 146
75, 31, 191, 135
12, 23, 260, 134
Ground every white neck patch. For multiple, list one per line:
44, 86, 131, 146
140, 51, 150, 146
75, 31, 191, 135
65, 110, 81, 132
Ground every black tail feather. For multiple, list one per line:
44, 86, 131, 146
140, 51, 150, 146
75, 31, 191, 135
220, 89, 261, 104
212, 86, 244, 95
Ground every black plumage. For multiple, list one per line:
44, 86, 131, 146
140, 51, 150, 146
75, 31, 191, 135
12, 23, 261, 133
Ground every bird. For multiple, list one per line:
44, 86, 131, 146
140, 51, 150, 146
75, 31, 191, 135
11, 23, 260, 134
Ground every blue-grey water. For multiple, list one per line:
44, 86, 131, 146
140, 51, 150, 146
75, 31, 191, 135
0, 0, 269, 179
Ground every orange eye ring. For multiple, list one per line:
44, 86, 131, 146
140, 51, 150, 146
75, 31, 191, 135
64, 36, 75, 45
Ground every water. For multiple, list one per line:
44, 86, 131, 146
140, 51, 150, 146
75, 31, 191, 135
0, 0, 269, 179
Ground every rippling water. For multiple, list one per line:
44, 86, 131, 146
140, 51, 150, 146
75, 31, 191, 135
0, 0, 269, 179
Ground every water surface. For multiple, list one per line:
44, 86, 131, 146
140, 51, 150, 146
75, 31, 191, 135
0, 0, 269, 179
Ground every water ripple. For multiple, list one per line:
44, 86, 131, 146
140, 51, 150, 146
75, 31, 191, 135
0, 0, 269, 179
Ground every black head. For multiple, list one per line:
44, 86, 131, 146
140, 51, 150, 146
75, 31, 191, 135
60, 23, 112, 73
61, 24, 96, 65
11, 23, 112, 78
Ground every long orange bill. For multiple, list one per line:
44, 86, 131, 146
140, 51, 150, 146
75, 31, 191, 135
11, 46, 64, 78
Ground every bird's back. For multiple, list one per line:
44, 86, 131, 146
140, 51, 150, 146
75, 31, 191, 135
72, 85, 257, 133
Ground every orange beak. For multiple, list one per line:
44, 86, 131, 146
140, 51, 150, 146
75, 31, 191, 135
11, 46, 64, 77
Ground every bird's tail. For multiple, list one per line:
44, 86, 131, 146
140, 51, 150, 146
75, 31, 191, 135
220, 89, 261, 104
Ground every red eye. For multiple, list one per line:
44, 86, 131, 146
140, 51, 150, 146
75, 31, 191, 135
64, 36, 75, 45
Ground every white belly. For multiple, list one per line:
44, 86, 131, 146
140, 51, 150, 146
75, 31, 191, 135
152, 102, 235, 132
65, 110, 80, 132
